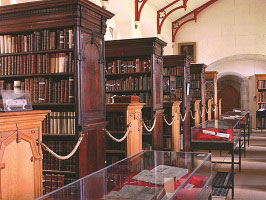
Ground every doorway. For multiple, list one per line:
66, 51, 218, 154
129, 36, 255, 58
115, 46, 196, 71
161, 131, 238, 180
218, 84, 240, 114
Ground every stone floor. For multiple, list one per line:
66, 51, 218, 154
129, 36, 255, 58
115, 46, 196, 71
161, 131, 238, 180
214, 133, 266, 200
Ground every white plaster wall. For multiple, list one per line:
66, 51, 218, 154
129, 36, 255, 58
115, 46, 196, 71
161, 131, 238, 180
173, 0, 266, 64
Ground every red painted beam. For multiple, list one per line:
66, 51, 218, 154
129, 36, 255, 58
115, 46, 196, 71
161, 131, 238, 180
135, 0, 148, 22
172, 0, 218, 42
157, 0, 189, 34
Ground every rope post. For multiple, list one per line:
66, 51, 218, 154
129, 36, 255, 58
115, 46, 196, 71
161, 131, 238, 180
207, 99, 213, 120
194, 100, 201, 126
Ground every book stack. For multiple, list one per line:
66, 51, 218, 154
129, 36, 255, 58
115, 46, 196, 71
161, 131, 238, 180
106, 58, 151, 74
105, 75, 151, 91
0, 52, 74, 76
163, 66, 183, 76
43, 141, 77, 172
0, 77, 74, 104
42, 112, 75, 135
43, 174, 65, 194
0, 28, 73, 54
258, 91, 266, 102
258, 80, 266, 89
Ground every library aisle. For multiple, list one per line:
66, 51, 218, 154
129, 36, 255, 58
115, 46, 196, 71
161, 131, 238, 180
225, 132, 266, 200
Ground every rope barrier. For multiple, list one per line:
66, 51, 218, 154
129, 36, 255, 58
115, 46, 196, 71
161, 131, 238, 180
190, 110, 196, 120
142, 117, 157, 132
212, 106, 216, 112
103, 123, 132, 142
180, 112, 187, 122
110, 95, 117, 104
40, 134, 84, 160
163, 114, 175, 126
206, 108, 209, 114
200, 109, 204, 117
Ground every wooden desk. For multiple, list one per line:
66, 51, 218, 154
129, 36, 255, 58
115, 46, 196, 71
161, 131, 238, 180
0, 110, 49, 200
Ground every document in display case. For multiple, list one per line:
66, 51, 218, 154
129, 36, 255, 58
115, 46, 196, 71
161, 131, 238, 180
37, 151, 212, 200
191, 119, 241, 200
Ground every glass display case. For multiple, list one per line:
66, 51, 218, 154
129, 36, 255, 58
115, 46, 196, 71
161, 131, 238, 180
221, 109, 251, 147
191, 119, 241, 200
37, 151, 212, 200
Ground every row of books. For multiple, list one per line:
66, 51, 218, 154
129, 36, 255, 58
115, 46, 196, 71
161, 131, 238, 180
43, 174, 64, 194
106, 59, 151, 74
106, 136, 126, 151
42, 112, 75, 135
0, 77, 74, 103
106, 112, 126, 131
0, 52, 74, 75
258, 92, 266, 102
105, 76, 151, 91
163, 94, 182, 102
163, 66, 183, 76
105, 93, 151, 106
106, 155, 125, 166
259, 104, 266, 109
163, 77, 183, 93
205, 80, 214, 100
43, 175, 76, 194
164, 138, 172, 149
190, 80, 201, 89
191, 73, 201, 80
0, 28, 74, 54
257, 80, 266, 89
43, 141, 77, 172
190, 88, 201, 99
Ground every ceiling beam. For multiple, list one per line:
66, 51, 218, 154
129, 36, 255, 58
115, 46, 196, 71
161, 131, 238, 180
172, 0, 218, 42
157, 0, 188, 34
135, 0, 148, 27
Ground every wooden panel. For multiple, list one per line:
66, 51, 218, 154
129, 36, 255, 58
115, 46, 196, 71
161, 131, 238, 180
78, 31, 105, 127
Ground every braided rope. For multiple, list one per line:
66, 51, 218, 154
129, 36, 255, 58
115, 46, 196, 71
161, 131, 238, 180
40, 134, 84, 160
142, 117, 157, 132
206, 108, 209, 114
190, 110, 196, 120
103, 123, 132, 142
212, 105, 216, 112
163, 114, 175, 126
180, 112, 187, 122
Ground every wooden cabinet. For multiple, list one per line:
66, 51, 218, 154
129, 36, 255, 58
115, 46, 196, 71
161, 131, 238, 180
190, 64, 206, 123
0, 110, 49, 199
0, 0, 114, 193
162, 55, 191, 151
105, 38, 167, 151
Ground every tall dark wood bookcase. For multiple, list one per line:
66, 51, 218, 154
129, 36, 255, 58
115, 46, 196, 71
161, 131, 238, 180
105, 37, 167, 151
0, 0, 113, 194
190, 64, 206, 123
162, 55, 191, 151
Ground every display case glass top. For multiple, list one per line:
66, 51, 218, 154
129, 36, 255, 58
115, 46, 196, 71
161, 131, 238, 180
38, 151, 212, 200
191, 119, 240, 144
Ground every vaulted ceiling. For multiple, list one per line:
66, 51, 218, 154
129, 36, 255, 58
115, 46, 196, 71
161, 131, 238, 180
135, 0, 219, 41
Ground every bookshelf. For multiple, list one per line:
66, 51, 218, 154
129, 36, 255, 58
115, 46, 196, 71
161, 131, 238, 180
162, 55, 191, 151
205, 71, 218, 120
105, 96, 144, 165
255, 74, 266, 129
105, 37, 167, 151
190, 64, 206, 123
0, 0, 114, 195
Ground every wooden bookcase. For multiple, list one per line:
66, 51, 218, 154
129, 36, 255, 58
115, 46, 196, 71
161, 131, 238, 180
205, 71, 218, 119
0, 0, 113, 194
105, 96, 144, 165
105, 37, 167, 151
255, 74, 266, 128
190, 64, 206, 124
162, 55, 191, 151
